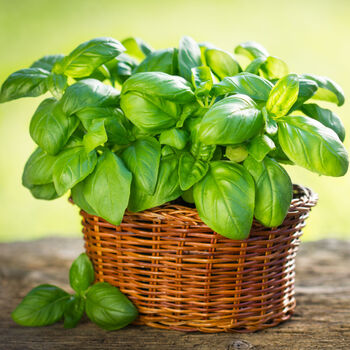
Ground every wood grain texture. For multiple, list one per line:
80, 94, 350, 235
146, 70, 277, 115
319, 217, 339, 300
0, 238, 350, 350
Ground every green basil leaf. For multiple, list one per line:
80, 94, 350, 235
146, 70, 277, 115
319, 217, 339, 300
121, 137, 160, 195
12, 284, 69, 327
278, 115, 348, 176
85, 282, 138, 331
83, 119, 108, 153
31, 54, 64, 71
191, 66, 214, 98
128, 154, 182, 212
64, 295, 85, 329
179, 152, 209, 191
205, 48, 241, 80
46, 73, 68, 99
159, 128, 189, 150
300, 103, 345, 142
268, 133, 293, 165
234, 41, 269, 60
244, 156, 292, 227
225, 145, 248, 162
53, 37, 125, 78
60, 79, 120, 116
245, 57, 266, 74
289, 78, 318, 112
212, 72, 273, 101
262, 107, 278, 135
134, 48, 178, 75
22, 147, 57, 188
261, 56, 289, 80
69, 253, 95, 293
30, 98, 78, 155
71, 181, 98, 216
182, 187, 195, 204
83, 150, 132, 225
178, 36, 202, 81
120, 91, 181, 133
300, 74, 345, 106
248, 134, 275, 162
30, 183, 60, 200
121, 72, 194, 103
105, 54, 138, 84
198, 94, 263, 145
122, 37, 153, 61
0, 68, 49, 103
53, 146, 97, 195
266, 74, 299, 118
193, 161, 255, 239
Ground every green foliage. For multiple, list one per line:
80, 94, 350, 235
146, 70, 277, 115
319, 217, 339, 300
1, 36, 348, 239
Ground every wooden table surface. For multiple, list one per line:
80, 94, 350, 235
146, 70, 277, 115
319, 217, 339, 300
1, 237, 350, 350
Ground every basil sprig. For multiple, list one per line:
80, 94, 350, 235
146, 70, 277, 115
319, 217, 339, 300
1, 36, 348, 240
12, 253, 138, 330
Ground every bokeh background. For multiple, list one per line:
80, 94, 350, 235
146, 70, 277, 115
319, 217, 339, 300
1, 0, 349, 242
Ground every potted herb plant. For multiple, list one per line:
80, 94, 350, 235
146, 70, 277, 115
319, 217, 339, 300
1, 36, 347, 332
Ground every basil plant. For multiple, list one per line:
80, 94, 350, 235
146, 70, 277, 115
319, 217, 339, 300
1, 36, 348, 239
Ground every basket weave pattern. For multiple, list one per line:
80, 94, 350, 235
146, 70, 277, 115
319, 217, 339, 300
82, 185, 317, 333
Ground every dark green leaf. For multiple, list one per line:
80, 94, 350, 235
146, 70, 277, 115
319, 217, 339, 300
69, 253, 95, 293
289, 78, 318, 112
53, 146, 97, 195
205, 48, 241, 79
64, 295, 85, 329
300, 103, 345, 142
46, 73, 68, 99
245, 57, 266, 74
83, 119, 108, 153
53, 37, 125, 78
234, 41, 269, 60
71, 181, 98, 216
244, 156, 292, 227
193, 161, 255, 239
121, 137, 161, 194
105, 54, 138, 84
30, 98, 78, 155
178, 36, 202, 81
212, 72, 273, 101
12, 284, 69, 327
31, 54, 64, 71
60, 79, 120, 116
278, 115, 348, 176
0, 68, 49, 103
300, 74, 345, 106
83, 149, 132, 225
198, 95, 263, 145
266, 74, 299, 118
85, 282, 138, 331
159, 128, 189, 150
30, 183, 59, 200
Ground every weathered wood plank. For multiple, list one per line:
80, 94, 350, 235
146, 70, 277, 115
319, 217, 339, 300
0, 238, 349, 350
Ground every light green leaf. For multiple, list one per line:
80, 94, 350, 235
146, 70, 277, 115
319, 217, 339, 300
83, 119, 108, 153
122, 37, 153, 60
225, 145, 248, 162
234, 41, 269, 60
159, 128, 189, 150
289, 78, 318, 112
248, 134, 275, 162
191, 66, 214, 97
178, 36, 202, 81
193, 161, 255, 239
261, 56, 289, 80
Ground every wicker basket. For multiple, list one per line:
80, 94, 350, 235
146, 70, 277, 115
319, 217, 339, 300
81, 184, 317, 333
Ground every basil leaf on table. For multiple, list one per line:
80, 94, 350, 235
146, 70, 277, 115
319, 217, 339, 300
53, 37, 125, 78
266, 74, 299, 118
244, 156, 292, 227
134, 48, 178, 75
64, 295, 85, 329
300, 74, 345, 106
128, 154, 182, 212
60, 79, 120, 116
85, 282, 138, 331
198, 94, 263, 145
193, 161, 255, 239
30, 98, 78, 155
53, 145, 97, 196
122, 37, 153, 61
300, 103, 345, 142
83, 149, 132, 225
11, 284, 69, 327
278, 115, 348, 176
204, 48, 241, 80
31, 54, 64, 71
121, 137, 161, 195
178, 36, 202, 81
0, 68, 50, 103
69, 253, 95, 293
212, 72, 273, 101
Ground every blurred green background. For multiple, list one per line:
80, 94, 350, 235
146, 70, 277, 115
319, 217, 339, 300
0, 0, 349, 242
